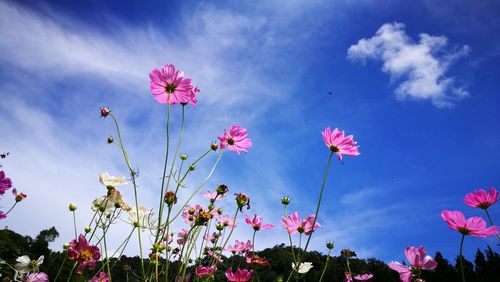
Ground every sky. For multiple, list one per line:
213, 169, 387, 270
1, 0, 500, 266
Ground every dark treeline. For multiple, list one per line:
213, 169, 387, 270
0, 227, 499, 281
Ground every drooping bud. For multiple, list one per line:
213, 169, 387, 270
180, 154, 188, 161
164, 191, 177, 206
100, 107, 110, 118
15, 193, 27, 202
235, 193, 250, 211
68, 203, 77, 211
281, 196, 290, 205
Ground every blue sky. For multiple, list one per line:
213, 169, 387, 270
1, 0, 499, 265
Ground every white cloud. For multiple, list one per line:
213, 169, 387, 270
347, 22, 469, 108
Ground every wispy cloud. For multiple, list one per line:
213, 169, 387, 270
347, 22, 469, 108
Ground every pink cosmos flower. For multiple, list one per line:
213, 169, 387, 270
0, 211, 6, 221
195, 265, 217, 277
441, 210, 499, 237
207, 249, 223, 263
218, 124, 252, 154
322, 127, 360, 160
217, 215, 237, 228
354, 273, 374, 281
225, 268, 254, 282
281, 212, 321, 235
201, 191, 225, 202
464, 187, 498, 209
90, 272, 109, 282
177, 229, 189, 245
149, 64, 196, 105
388, 246, 437, 282
245, 214, 274, 231
0, 170, 12, 195
67, 234, 101, 275
345, 272, 353, 282
225, 240, 253, 254
245, 252, 271, 267
23, 272, 49, 282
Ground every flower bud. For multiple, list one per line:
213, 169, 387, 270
217, 208, 223, 215
180, 154, 188, 160
63, 243, 69, 250
15, 193, 27, 202
189, 165, 196, 171
216, 224, 224, 231
68, 203, 77, 211
164, 191, 177, 206
326, 241, 335, 250
84, 226, 91, 233
235, 193, 250, 211
281, 196, 290, 205
216, 184, 229, 195
100, 107, 110, 117
211, 143, 218, 151
107, 136, 114, 144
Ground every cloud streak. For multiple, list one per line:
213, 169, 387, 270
347, 22, 469, 108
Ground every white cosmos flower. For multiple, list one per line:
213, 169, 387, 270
99, 172, 127, 187
292, 262, 313, 274
15, 255, 44, 274
91, 196, 116, 216
128, 206, 154, 228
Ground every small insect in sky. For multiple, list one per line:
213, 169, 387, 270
0, 152, 9, 159
328, 91, 333, 95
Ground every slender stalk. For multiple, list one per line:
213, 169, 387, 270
219, 208, 239, 254
53, 254, 67, 282
252, 230, 257, 253
66, 261, 77, 282
102, 228, 112, 282
319, 249, 331, 282
72, 211, 78, 240
459, 234, 466, 282
303, 152, 334, 252
484, 208, 500, 240
283, 205, 297, 262
4, 202, 18, 215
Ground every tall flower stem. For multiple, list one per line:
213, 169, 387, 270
53, 254, 67, 282
283, 205, 297, 262
459, 234, 466, 282
72, 211, 78, 240
319, 249, 331, 282
109, 113, 145, 278
484, 208, 500, 240
4, 202, 17, 215
303, 151, 334, 253
102, 228, 112, 282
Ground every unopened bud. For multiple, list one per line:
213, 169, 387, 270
216, 224, 224, 231
216, 184, 228, 195
69, 203, 77, 211
217, 208, 223, 215
15, 193, 27, 202
211, 143, 218, 151
107, 136, 114, 144
326, 241, 335, 250
189, 165, 196, 171
85, 226, 91, 233
100, 107, 110, 118
63, 243, 69, 250
235, 193, 250, 211
180, 154, 188, 160
164, 191, 177, 206
281, 196, 290, 205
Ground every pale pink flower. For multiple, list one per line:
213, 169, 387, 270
23, 272, 49, 282
217, 215, 237, 228
322, 127, 360, 160
195, 265, 217, 277
441, 210, 499, 237
245, 214, 274, 231
218, 124, 252, 154
245, 252, 270, 267
200, 191, 225, 202
225, 240, 252, 254
177, 229, 189, 245
281, 212, 321, 235
149, 64, 196, 105
464, 187, 498, 209
67, 234, 101, 275
354, 273, 374, 281
207, 249, 223, 263
203, 232, 219, 244
225, 268, 253, 282
388, 246, 437, 282
0, 170, 12, 195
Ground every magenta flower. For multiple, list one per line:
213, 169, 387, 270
281, 212, 321, 235
225, 268, 253, 282
321, 127, 360, 160
90, 272, 109, 282
23, 272, 49, 282
218, 124, 252, 154
0, 170, 12, 195
345, 272, 353, 282
388, 246, 437, 282
245, 214, 274, 231
195, 265, 217, 277
354, 273, 374, 281
464, 187, 498, 209
149, 64, 196, 105
0, 211, 6, 220
67, 234, 101, 275
218, 215, 237, 228
441, 210, 499, 237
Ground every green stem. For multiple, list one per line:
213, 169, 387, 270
72, 211, 78, 240
484, 208, 500, 240
252, 230, 257, 253
319, 249, 331, 282
283, 205, 297, 262
4, 202, 18, 215
103, 228, 112, 281
66, 261, 77, 282
459, 234, 466, 282
303, 152, 334, 253
53, 254, 67, 282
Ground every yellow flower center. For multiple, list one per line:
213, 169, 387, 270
79, 249, 92, 261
